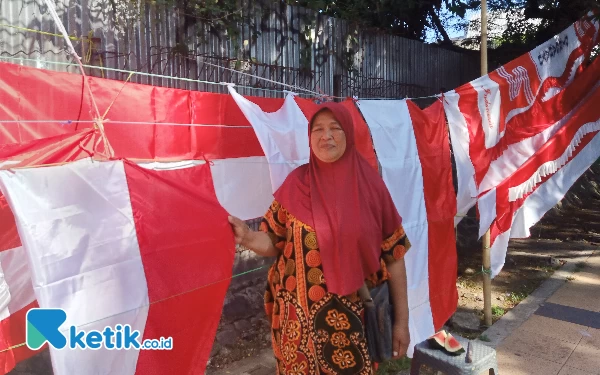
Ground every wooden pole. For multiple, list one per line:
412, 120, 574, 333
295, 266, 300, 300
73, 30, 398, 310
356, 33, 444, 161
480, 0, 493, 327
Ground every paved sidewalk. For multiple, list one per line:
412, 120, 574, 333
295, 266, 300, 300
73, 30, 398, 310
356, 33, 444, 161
493, 250, 600, 375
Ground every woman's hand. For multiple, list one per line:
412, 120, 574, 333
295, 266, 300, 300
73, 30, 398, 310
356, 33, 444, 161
392, 321, 410, 359
227, 215, 280, 257
228, 215, 249, 244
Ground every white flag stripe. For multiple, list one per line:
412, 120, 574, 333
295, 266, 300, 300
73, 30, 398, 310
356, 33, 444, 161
0, 247, 35, 321
0, 159, 148, 375
356, 99, 435, 357
489, 132, 600, 277
228, 86, 310, 192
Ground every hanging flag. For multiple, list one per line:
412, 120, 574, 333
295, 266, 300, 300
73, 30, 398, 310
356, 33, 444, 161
0, 130, 102, 373
443, 14, 600, 221
478, 83, 600, 277
0, 60, 280, 161
0, 243, 39, 374
356, 99, 458, 356
0, 129, 273, 374
0, 158, 236, 375
228, 87, 379, 192
228, 87, 311, 191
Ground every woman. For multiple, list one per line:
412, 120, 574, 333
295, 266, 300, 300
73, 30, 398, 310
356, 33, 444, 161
228, 102, 411, 374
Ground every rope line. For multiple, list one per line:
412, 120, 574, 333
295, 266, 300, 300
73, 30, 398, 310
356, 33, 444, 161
0, 24, 80, 40
0, 120, 253, 127
0, 56, 442, 101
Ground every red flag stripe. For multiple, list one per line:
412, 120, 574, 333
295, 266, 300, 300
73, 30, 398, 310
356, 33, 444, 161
124, 161, 235, 375
0, 301, 43, 374
408, 100, 458, 330
460, 57, 600, 192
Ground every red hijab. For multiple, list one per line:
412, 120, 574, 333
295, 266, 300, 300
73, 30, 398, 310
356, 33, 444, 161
273, 102, 402, 296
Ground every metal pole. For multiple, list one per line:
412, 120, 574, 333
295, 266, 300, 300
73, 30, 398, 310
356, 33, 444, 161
480, 0, 492, 327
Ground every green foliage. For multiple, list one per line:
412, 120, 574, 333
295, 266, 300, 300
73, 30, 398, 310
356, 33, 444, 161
108, 0, 599, 69
491, 305, 505, 317
289, 0, 454, 41
505, 291, 527, 304
376, 357, 411, 374
489, 0, 600, 57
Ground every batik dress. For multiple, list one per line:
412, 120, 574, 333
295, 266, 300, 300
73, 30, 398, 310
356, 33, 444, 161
260, 200, 411, 375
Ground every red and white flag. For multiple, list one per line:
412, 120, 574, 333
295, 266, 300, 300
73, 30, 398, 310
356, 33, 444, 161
0, 158, 236, 375
228, 86, 379, 192
350, 99, 458, 356
478, 82, 600, 276
229, 86, 459, 356
0, 130, 102, 373
0, 132, 274, 374
0, 61, 284, 374
443, 14, 599, 222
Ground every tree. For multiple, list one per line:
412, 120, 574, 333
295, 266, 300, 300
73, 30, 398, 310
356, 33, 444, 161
288, 0, 477, 44
108, 0, 598, 62
485, 0, 600, 64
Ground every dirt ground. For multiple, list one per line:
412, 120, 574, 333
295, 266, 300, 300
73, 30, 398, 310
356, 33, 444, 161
207, 164, 600, 374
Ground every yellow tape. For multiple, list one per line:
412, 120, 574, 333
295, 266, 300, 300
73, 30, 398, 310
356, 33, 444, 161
0, 24, 79, 41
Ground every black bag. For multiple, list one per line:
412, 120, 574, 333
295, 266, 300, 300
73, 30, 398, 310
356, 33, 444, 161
362, 281, 395, 363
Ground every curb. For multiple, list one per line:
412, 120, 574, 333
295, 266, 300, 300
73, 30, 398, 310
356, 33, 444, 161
476, 250, 595, 349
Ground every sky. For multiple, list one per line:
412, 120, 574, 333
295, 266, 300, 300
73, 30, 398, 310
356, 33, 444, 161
424, 8, 478, 43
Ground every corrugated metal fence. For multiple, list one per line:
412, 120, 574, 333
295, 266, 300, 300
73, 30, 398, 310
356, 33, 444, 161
0, 0, 480, 99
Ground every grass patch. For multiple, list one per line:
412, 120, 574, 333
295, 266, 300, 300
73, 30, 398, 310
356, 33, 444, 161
479, 334, 491, 342
566, 276, 576, 281
492, 305, 505, 317
506, 291, 528, 305
376, 357, 411, 374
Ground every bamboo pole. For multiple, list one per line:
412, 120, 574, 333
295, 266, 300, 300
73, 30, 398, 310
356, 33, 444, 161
480, 0, 493, 327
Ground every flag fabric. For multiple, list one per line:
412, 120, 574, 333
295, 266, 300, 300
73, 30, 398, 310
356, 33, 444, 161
228, 87, 312, 191
0, 158, 236, 375
228, 86, 378, 192
478, 82, 600, 277
443, 14, 600, 222
480, 132, 600, 277
0, 241, 39, 374
0, 60, 275, 160
356, 99, 458, 356
0, 129, 275, 374
0, 60, 286, 373
3, 14, 597, 369
230, 87, 459, 356
0, 130, 102, 373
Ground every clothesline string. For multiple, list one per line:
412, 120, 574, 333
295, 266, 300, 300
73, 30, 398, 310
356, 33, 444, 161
0, 56, 442, 101
0, 120, 252, 128
0, 56, 304, 97
4, 158, 310, 168
189, 56, 327, 97
0, 264, 271, 354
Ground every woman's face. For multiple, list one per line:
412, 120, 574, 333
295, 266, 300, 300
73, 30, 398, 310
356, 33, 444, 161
310, 110, 347, 163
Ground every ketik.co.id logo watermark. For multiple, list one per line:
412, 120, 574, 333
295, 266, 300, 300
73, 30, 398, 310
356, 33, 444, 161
26, 308, 173, 350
